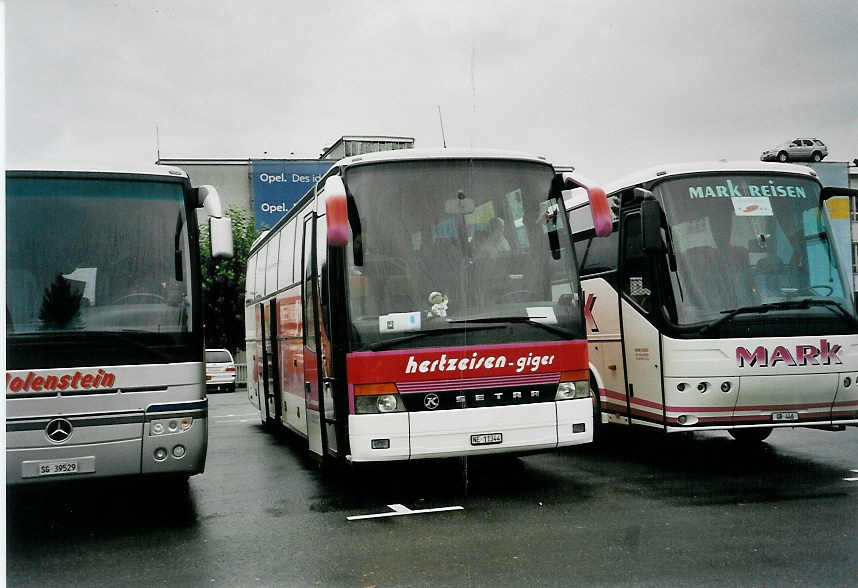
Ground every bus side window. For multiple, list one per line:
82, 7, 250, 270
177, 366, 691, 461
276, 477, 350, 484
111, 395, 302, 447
582, 231, 619, 276
621, 214, 653, 313
573, 238, 590, 270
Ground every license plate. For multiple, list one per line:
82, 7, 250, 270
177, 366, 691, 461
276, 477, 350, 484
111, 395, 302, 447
38, 459, 80, 476
470, 433, 503, 446
772, 411, 799, 422
21, 456, 95, 478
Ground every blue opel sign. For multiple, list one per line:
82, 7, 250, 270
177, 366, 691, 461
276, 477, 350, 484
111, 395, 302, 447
251, 160, 334, 230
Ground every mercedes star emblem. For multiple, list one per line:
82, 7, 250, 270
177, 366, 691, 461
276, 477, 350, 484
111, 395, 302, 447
423, 393, 441, 410
45, 418, 74, 443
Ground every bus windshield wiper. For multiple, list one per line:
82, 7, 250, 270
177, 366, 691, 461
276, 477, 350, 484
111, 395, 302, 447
697, 298, 858, 335
367, 324, 504, 351
447, 315, 576, 338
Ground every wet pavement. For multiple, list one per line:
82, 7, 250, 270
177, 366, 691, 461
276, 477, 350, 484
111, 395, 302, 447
6, 391, 857, 586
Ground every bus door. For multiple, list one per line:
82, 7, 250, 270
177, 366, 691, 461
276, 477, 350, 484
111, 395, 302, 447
619, 211, 665, 428
301, 213, 328, 457
259, 302, 276, 426
248, 305, 261, 413
267, 298, 283, 424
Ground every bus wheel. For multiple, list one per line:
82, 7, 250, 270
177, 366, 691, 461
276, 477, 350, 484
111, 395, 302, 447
729, 427, 773, 444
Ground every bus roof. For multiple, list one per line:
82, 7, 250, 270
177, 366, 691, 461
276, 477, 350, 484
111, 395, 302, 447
334, 147, 552, 169
6, 162, 190, 180
605, 161, 818, 195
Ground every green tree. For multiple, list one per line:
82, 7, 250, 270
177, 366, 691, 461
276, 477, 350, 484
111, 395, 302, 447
199, 207, 260, 353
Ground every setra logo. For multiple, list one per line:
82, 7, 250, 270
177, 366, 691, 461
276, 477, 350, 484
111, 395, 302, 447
736, 339, 841, 367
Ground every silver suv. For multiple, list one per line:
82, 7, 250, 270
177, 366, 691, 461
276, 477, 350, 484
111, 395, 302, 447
761, 138, 828, 162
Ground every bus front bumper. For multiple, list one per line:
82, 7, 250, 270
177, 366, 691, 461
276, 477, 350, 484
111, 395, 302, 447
347, 399, 592, 462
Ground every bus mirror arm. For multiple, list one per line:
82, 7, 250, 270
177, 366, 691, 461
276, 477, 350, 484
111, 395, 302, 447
820, 186, 858, 205
196, 185, 224, 218
563, 176, 612, 237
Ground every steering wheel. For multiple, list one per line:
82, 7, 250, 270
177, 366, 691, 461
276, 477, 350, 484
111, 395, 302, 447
112, 293, 166, 305
498, 290, 537, 303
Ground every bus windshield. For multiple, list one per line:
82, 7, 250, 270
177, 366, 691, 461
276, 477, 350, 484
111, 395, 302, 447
653, 173, 855, 326
6, 175, 198, 368
343, 159, 582, 351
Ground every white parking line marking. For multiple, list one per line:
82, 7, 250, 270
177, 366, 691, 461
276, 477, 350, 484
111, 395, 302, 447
347, 503, 464, 521
216, 418, 253, 424
212, 413, 258, 418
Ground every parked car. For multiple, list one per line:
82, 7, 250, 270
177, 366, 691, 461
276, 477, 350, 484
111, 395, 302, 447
205, 348, 236, 393
761, 138, 828, 162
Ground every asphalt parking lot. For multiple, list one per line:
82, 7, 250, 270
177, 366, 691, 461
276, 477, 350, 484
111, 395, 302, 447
7, 390, 857, 587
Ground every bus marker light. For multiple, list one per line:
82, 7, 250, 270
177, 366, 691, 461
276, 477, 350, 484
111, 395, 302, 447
844, 377, 852, 388
677, 383, 687, 392
172, 445, 186, 458
354, 382, 398, 396
721, 381, 732, 393
181, 417, 193, 430
697, 382, 709, 393
572, 423, 586, 433
371, 439, 390, 449
154, 447, 168, 461
152, 422, 165, 435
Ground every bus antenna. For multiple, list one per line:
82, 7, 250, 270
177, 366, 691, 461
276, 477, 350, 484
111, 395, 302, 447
437, 106, 447, 148
155, 124, 161, 163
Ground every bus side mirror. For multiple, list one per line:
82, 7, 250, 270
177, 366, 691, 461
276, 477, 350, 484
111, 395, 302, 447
324, 176, 349, 247
209, 216, 234, 259
587, 186, 612, 237
640, 198, 664, 254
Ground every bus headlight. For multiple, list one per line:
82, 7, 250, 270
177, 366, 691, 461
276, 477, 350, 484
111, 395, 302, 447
556, 380, 589, 400
354, 383, 407, 414
376, 395, 399, 413
355, 394, 406, 414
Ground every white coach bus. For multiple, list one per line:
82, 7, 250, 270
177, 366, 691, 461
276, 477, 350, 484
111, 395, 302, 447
6, 165, 233, 484
569, 161, 858, 442
245, 149, 612, 462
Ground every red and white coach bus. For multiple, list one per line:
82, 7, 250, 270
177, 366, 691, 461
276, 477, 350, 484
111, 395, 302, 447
244, 148, 612, 462
5, 165, 233, 484
568, 161, 858, 443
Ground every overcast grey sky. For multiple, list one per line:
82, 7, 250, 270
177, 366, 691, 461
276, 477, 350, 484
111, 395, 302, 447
6, 0, 858, 182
